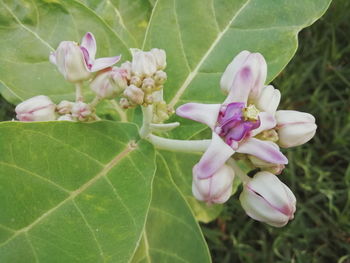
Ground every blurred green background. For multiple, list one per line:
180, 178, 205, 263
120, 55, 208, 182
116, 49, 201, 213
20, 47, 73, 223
1, 0, 349, 262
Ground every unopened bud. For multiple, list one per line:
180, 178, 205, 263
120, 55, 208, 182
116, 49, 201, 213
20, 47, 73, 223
248, 155, 285, 175
240, 171, 296, 227
130, 48, 157, 77
275, 110, 317, 148
119, 98, 130, 109
154, 70, 167, 85
90, 67, 127, 99
71, 102, 92, 121
192, 164, 235, 204
150, 48, 166, 70
123, 85, 144, 105
120, 61, 132, 80
130, 76, 142, 87
142, 78, 155, 92
57, 100, 74, 115
15, 95, 56, 122
57, 114, 74, 121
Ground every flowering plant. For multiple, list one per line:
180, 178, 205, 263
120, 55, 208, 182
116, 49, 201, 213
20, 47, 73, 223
0, 1, 331, 262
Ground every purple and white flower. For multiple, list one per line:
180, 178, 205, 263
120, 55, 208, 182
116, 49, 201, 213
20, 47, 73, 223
176, 51, 290, 181
50, 32, 121, 83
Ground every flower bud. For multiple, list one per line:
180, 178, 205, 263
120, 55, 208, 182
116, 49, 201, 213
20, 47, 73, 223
275, 110, 317, 148
192, 164, 235, 204
130, 76, 142, 87
255, 85, 281, 114
142, 77, 155, 93
154, 70, 167, 85
119, 98, 130, 109
130, 48, 157, 77
15, 95, 56, 121
90, 67, 127, 99
71, 102, 92, 121
57, 114, 73, 121
248, 155, 285, 175
50, 41, 91, 83
57, 100, 74, 115
123, 85, 144, 105
240, 171, 296, 227
150, 48, 166, 70
120, 61, 132, 80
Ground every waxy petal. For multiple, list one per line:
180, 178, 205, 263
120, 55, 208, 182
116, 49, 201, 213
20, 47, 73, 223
176, 103, 221, 129
224, 66, 254, 104
255, 85, 281, 114
90, 56, 121, 72
249, 53, 267, 101
237, 138, 288, 164
194, 133, 235, 179
220, 50, 251, 94
81, 32, 97, 60
251, 112, 276, 136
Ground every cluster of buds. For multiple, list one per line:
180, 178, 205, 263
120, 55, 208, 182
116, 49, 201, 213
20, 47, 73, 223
176, 50, 317, 227
116, 48, 172, 123
15, 32, 127, 122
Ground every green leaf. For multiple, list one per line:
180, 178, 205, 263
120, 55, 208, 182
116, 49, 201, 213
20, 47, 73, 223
160, 151, 223, 223
0, 0, 130, 104
131, 154, 211, 263
78, 0, 153, 47
142, 0, 331, 137
0, 121, 156, 262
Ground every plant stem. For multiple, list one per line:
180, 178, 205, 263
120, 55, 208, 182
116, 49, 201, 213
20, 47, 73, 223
139, 105, 153, 138
110, 100, 128, 122
147, 134, 211, 153
227, 159, 251, 184
90, 96, 101, 108
75, 82, 84, 102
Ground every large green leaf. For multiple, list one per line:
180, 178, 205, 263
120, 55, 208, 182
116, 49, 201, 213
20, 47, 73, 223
142, 0, 331, 137
0, 0, 131, 104
78, 0, 153, 47
131, 154, 211, 263
0, 121, 156, 262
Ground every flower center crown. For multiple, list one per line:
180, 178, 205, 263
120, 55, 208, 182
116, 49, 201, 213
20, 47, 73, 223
215, 102, 260, 149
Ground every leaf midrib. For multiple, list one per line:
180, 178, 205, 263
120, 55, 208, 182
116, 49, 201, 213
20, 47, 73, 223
167, 0, 251, 108
0, 142, 137, 248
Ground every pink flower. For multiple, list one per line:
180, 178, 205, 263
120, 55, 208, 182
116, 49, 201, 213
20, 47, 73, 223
176, 51, 289, 181
50, 32, 121, 83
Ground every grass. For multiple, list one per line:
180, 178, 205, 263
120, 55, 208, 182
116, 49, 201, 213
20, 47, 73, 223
0, 0, 349, 262
203, 0, 350, 262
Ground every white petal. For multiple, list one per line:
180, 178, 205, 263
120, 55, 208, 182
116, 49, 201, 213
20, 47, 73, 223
176, 103, 221, 129
255, 85, 281, 114
237, 138, 288, 164
220, 50, 251, 94
251, 112, 276, 136
194, 133, 235, 179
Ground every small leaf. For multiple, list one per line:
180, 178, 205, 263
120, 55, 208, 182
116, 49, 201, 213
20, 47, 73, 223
0, 121, 156, 263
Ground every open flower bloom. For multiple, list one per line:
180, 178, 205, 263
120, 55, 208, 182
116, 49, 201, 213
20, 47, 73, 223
50, 32, 121, 82
239, 171, 296, 227
176, 51, 290, 180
